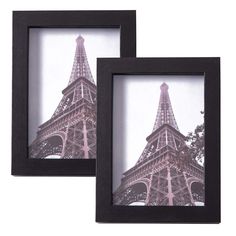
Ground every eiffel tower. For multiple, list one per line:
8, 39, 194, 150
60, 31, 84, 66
29, 35, 96, 159
113, 82, 204, 206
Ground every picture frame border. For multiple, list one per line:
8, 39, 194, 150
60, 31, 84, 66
96, 57, 220, 223
12, 10, 136, 176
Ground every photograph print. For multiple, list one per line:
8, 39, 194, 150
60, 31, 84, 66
113, 75, 205, 206
28, 28, 120, 159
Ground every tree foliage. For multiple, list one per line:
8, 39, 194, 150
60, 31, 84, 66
185, 111, 205, 166
174, 111, 205, 169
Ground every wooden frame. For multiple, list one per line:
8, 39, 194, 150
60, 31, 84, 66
96, 58, 220, 223
12, 11, 136, 176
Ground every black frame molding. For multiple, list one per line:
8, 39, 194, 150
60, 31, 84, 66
96, 58, 220, 223
12, 10, 136, 176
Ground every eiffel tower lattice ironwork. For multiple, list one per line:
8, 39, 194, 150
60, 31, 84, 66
113, 82, 204, 206
29, 36, 96, 159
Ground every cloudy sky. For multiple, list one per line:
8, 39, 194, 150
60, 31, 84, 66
113, 75, 204, 190
28, 28, 120, 144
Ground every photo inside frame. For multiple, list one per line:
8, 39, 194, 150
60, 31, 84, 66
28, 28, 120, 159
113, 75, 205, 206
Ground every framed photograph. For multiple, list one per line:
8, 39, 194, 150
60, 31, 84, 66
96, 58, 220, 223
12, 11, 136, 176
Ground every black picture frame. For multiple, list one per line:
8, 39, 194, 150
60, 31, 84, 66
96, 58, 220, 223
12, 10, 136, 176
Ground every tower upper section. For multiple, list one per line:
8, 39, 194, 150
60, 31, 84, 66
152, 82, 179, 132
68, 35, 95, 85
51, 36, 96, 119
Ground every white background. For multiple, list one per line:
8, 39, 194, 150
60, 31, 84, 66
0, 0, 234, 235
